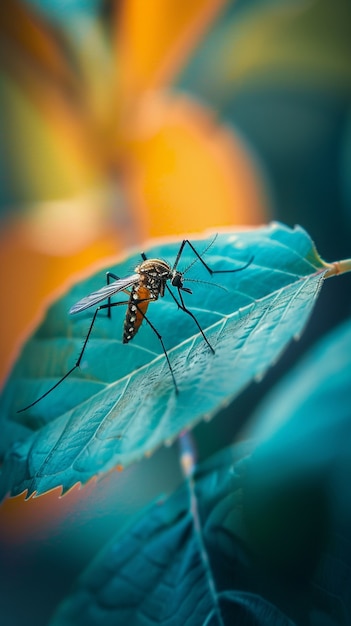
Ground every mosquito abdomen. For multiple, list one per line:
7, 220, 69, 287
123, 285, 151, 343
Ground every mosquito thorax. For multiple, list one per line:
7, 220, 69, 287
136, 258, 171, 276
133, 258, 172, 298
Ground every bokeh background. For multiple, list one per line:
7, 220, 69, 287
1, 1, 351, 624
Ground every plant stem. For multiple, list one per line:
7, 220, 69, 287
324, 258, 351, 278
178, 431, 197, 478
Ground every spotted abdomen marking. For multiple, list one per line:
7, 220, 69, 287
123, 284, 151, 343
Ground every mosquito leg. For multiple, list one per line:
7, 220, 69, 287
165, 285, 215, 354
174, 239, 253, 275
106, 271, 120, 318
17, 299, 130, 413
135, 301, 178, 394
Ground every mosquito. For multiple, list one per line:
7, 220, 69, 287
18, 238, 253, 412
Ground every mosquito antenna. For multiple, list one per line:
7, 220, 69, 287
182, 277, 228, 292
181, 234, 218, 275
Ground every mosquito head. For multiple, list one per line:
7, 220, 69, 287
171, 271, 192, 294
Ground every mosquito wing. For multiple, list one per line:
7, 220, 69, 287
69, 273, 139, 314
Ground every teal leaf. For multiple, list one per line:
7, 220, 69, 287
242, 318, 351, 589
237, 318, 351, 626
50, 442, 295, 626
246, 315, 351, 481
0, 223, 333, 498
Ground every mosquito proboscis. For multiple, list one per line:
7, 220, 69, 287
17, 238, 253, 412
